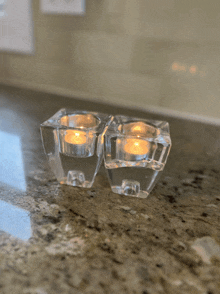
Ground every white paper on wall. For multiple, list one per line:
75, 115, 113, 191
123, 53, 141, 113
41, 0, 85, 15
0, 0, 34, 54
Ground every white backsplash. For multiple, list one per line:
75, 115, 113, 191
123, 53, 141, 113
1, 0, 220, 121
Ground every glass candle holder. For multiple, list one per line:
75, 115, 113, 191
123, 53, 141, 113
40, 109, 113, 188
104, 116, 171, 198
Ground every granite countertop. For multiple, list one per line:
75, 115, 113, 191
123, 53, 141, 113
0, 84, 220, 294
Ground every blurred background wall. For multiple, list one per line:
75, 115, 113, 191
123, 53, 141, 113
1, 0, 220, 119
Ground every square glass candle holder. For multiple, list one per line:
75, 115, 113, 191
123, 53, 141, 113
104, 115, 171, 198
40, 109, 113, 188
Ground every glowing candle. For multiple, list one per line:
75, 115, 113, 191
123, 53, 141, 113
60, 114, 99, 157
123, 138, 149, 155
116, 122, 154, 161
65, 130, 87, 145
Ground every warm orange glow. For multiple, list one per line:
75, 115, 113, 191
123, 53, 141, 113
60, 116, 69, 126
124, 139, 149, 155
125, 122, 154, 137
172, 62, 179, 71
73, 114, 97, 128
189, 65, 197, 74
131, 125, 143, 133
60, 114, 98, 128
172, 62, 187, 72
65, 130, 87, 145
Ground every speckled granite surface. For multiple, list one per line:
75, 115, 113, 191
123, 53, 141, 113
0, 84, 220, 294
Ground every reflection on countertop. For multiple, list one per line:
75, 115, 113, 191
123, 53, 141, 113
0, 200, 31, 240
0, 130, 26, 191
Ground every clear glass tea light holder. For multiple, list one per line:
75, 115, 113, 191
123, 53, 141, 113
104, 115, 171, 198
40, 109, 113, 188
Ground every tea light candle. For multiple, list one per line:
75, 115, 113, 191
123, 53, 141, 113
60, 113, 98, 157
65, 130, 87, 145
123, 138, 149, 155
116, 122, 153, 161
62, 129, 91, 157
60, 113, 99, 157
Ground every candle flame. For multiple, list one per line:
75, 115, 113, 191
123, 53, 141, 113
65, 130, 87, 145
124, 139, 149, 155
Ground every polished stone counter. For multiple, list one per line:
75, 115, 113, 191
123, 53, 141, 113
0, 84, 220, 294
